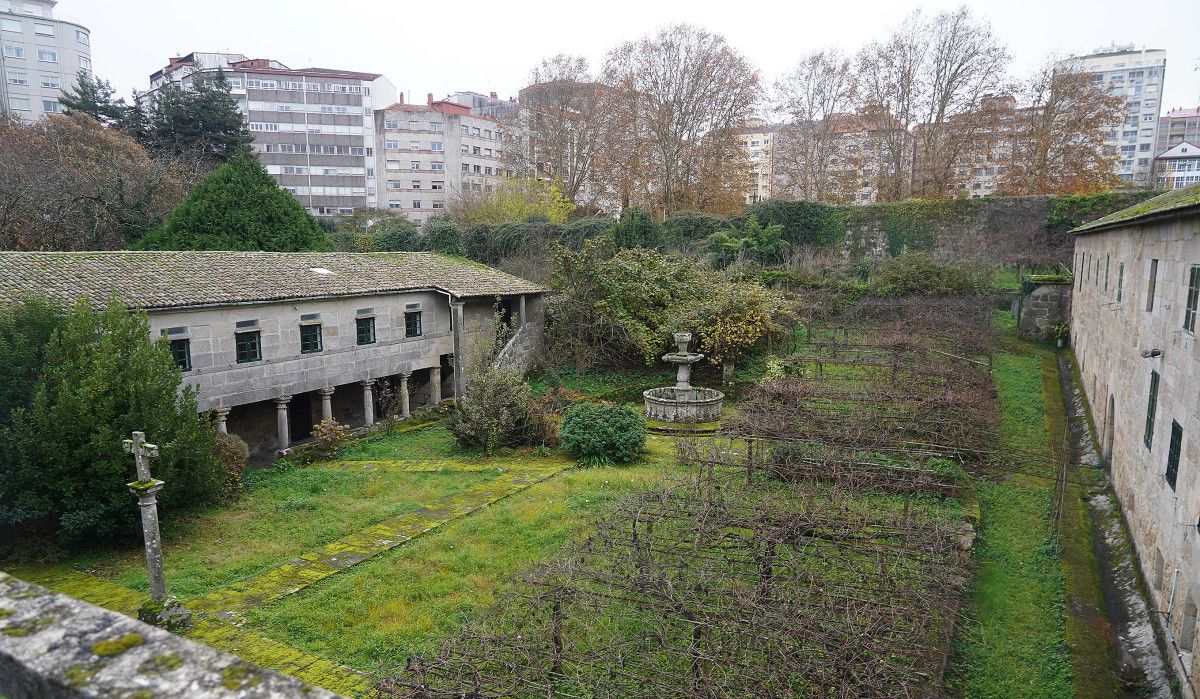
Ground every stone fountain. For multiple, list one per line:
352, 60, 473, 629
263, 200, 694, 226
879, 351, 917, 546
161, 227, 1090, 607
643, 332, 724, 423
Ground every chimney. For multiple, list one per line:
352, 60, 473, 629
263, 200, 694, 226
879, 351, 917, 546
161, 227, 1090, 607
427, 92, 434, 106
398, 92, 404, 104
489, 91, 497, 99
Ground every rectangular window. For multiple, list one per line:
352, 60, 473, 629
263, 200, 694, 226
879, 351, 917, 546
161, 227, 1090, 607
0, 18, 20, 31
5, 70, 25, 85
169, 338, 191, 371
384, 120, 399, 129
411, 161, 421, 170
235, 331, 261, 363
1104, 254, 1109, 293
1185, 265, 1200, 334
355, 316, 376, 345
75, 29, 88, 45
411, 180, 421, 189
1117, 262, 1125, 302
33, 22, 52, 36
404, 311, 422, 337
8, 95, 29, 111
300, 323, 323, 353
4, 44, 24, 58
1147, 259, 1159, 311
36, 49, 56, 63
431, 142, 443, 151
41, 99, 57, 113
412, 200, 422, 209
1144, 370, 1160, 449
78, 55, 89, 71
39, 73, 57, 88
431, 162, 444, 171
409, 140, 419, 150
1165, 420, 1183, 491
408, 120, 419, 130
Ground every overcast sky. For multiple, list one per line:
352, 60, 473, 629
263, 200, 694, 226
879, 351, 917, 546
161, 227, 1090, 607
76, 0, 1200, 114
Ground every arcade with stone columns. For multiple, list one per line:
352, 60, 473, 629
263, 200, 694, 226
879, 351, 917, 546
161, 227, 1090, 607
0, 251, 546, 455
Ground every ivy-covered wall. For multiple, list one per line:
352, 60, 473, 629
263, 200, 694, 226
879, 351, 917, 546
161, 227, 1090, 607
743, 192, 1156, 265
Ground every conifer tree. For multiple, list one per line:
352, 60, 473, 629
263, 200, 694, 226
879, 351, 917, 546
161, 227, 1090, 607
59, 71, 128, 126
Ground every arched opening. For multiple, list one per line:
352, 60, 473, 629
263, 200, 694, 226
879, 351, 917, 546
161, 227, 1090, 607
1104, 394, 1115, 468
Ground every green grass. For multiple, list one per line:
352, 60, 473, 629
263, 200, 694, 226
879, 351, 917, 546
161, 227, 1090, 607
243, 464, 667, 674
339, 425, 463, 461
59, 466, 494, 599
949, 323, 1074, 697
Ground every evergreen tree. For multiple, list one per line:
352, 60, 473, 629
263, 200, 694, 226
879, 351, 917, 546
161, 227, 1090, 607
59, 71, 128, 126
611, 207, 661, 249
136, 152, 332, 251
146, 69, 252, 163
0, 300, 221, 544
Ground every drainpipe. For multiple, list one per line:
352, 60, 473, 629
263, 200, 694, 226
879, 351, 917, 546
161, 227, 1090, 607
1163, 567, 1197, 699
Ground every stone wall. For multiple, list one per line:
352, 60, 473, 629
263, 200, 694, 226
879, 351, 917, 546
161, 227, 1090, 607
1071, 212, 1200, 695
1018, 282, 1072, 341
0, 572, 340, 698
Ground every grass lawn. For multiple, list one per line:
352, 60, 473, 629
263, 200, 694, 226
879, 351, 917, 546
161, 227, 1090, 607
55, 465, 496, 599
949, 318, 1074, 697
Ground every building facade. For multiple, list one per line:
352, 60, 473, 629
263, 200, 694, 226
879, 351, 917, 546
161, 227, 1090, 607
1154, 142, 1200, 191
0, 0, 90, 122
1058, 45, 1166, 188
0, 251, 544, 455
1070, 186, 1200, 694
146, 52, 396, 216
1157, 108, 1200, 159
735, 120, 779, 204
375, 94, 509, 224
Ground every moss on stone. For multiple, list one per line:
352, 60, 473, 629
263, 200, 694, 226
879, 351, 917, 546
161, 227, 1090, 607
91, 632, 144, 657
221, 661, 263, 690
137, 653, 183, 675
126, 690, 155, 699
64, 661, 106, 688
0, 608, 13, 618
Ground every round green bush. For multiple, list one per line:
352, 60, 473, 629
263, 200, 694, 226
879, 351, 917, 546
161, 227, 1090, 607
559, 403, 646, 466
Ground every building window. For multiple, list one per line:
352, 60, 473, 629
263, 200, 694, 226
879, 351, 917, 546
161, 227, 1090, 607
0, 18, 20, 31
409, 140, 419, 150
300, 323, 323, 353
78, 55, 89, 71
75, 29, 88, 45
412, 200, 422, 209
235, 331, 261, 363
1185, 265, 1200, 334
411, 161, 421, 170
4, 44, 25, 58
1116, 262, 1124, 302
33, 22, 52, 36
1144, 370, 1160, 449
384, 120, 398, 129
1165, 420, 1183, 491
169, 339, 191, 371
39, 73, 57, 88
36, 49, 56, 63
1146, 258, 1159, 311
411, 180, 421, 189
1104, 254, 1109, 293
8, 95, 29, 111
404, 311, 422, 337
356, 317, 376, 345
5, 70, 25, 85
408, 120, 419, 130
431, 142, 443, 151
41, 99, 58, 113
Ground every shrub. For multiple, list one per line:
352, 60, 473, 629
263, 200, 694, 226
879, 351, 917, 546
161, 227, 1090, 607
872, 252, 991, 296
310, 418, 351, 461
448, 366, 534, 455
562, 217, 612, 249
529, 387, 585, 447
662, 210, 728, 249
421, 218, 465, 256
214, 432, 250, 502
611, 208, 661, 249
560, 403, 646, 466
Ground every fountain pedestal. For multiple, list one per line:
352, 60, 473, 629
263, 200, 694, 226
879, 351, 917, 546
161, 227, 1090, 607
643, 332, 724, 423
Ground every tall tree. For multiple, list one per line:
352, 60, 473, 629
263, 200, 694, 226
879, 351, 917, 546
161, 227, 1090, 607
145, 69, 252, 166
136, 152, 332, 251
1000, 58, 1124, 195
602, 24, 760, 216
774, 49, 864, 203
59, 71, 128, 126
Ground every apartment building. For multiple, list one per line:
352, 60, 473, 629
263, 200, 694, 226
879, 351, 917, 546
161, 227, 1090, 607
375, 93, 509, 224
735, 119, 779, 204
0, 0, 91, 122
1154, 142, 1200, 191
1157, 107, 1200, 157
146, 52, 396, 215
447, 90, 518, 120
1070, 187, 1199, 694
1058, 45, 1166, 188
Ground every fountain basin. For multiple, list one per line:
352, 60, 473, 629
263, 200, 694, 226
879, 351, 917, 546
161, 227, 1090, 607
643, 386, 724, 423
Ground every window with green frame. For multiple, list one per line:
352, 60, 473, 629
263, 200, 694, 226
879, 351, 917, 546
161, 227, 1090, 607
1116, 262, 1124, 302
169, 338, 191, 371
1165, 420, 1182, 491
1144, 370, 1160, 449
235, 331, 261, 363
1184, 264, 1199, 334
300, 323, 323, 353
356, 316, 376, 345
404, 311, 422, 337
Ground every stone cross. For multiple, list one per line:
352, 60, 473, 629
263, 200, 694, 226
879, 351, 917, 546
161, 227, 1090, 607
124, 431, 168, 602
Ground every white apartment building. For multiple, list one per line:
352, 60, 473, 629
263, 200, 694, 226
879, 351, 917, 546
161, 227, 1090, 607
375, 93, 510, 224
736, 119, 778, 204
0, 0, 91, 122
145, 52, 396, 216
1154, 142, 1200, 191
1058, 45, 1166, 188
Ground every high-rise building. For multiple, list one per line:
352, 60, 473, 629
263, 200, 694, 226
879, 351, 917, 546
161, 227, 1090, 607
734, 119, 779, 204
1058, 45, 1166, 188
375, 93, 510, 224
0, 0, 91, 122
1155, 106, 1200, 155
145, 52, 395, 215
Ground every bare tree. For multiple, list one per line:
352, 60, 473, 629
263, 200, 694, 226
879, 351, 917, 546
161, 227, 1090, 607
773, 49, 864, 203
1000, 57, 1124, 195
602, 24, 760, 216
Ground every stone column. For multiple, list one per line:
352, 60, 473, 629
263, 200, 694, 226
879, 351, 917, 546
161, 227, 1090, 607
274, 395, 291, 452
518, 294, 527, 327
399, 372, 411, 417
450, 300, 466, 403
318, 387, 335, 422
430, 366, 442, 404
124, 432, 166, 601
213, 406, 230, 435
360, 380, 376, 427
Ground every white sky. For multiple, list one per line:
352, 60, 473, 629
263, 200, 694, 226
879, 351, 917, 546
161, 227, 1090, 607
76, 0, 1200, 114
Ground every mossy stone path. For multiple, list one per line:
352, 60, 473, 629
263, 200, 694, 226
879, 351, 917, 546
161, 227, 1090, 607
11, 458, 573, 696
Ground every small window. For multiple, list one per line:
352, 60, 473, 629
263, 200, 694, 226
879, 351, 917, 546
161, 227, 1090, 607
1165, 420, 1182, 491
1116, 262, 1125, 302
33, 22, 52, 36
0, 18, 20, 32
36, 49, 56, 63
404, 311, 422, 338
1104, 254, 1109, 293
356, 316, 376, 345
1144, 370, 1160, 449
169, 338, 191, 371
1184, 265, 1199, 334
235, 331, 261, 363
1146, 259, 1158, 311
300, 323, 323, 353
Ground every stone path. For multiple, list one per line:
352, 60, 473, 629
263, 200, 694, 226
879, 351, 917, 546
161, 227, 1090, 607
10, 459, 573, 697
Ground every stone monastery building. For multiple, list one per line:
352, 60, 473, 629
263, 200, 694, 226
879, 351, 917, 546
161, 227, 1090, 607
0, 251, 544, 455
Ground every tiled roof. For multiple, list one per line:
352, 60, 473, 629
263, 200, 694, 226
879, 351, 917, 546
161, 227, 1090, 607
0, 251, 544, 310
1073, 183, 1200, 234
